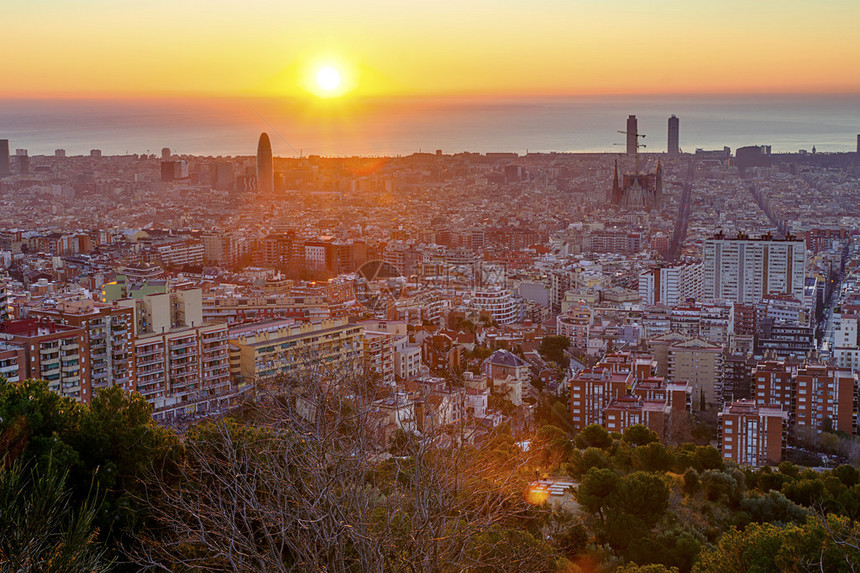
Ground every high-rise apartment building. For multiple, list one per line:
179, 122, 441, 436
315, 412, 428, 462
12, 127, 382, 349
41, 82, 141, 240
667, 338, 723, 409
639, 261, 703, 306
570, 351, 691, 437
702, 232, 806, 304
833, 313, 860, 369
668, 115, 679, 155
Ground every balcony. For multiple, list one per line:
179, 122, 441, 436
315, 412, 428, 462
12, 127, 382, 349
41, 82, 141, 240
136, 346, 164, 358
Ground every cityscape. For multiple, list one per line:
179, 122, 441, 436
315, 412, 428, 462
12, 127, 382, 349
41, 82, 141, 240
2, 1, 860, 571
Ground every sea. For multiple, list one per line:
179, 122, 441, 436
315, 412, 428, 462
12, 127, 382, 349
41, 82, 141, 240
1, 94, 858, 158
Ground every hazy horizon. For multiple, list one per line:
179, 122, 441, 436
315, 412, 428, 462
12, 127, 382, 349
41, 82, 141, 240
2, 93, 859, 158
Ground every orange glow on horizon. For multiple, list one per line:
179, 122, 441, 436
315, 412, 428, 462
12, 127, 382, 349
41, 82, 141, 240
2, 1, 859, 100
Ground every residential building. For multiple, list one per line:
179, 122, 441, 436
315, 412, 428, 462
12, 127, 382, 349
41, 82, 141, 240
0, 319, 88, 402
228, 317, 364, 386
667, 338, 723, 410
31, 299, 134, 395
703, 232, 806, 304
638, 261, 702, 307
718, 399, 788, 467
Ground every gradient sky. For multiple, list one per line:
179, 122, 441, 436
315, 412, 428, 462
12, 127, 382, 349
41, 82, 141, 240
3, 0, 858, 98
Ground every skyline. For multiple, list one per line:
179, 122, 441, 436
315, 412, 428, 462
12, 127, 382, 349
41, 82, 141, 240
2, 93, 859, 157
3, 0, 860, 99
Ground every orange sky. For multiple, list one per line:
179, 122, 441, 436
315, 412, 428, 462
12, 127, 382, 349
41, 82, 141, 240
2, 0, 858, 99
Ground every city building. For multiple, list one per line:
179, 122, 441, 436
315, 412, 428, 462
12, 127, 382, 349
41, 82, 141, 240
610, 160, 663, 211
668, 115, 679, 156
639, 262, 703, 307
30, 299, 135, 396
569, 351, 691, 436
0, 139, 9, 177
702, 232, 807, 304
557, 304, 593, 350
626, 114, 638, 155
718, 399, 788, 467
0, 319, 88, 402
754, 360, 856, 434
228, 317, 364, 386
119, 288, 233, 419
256, 132, 274, 194
667, 338, 723, 410
0, 341, 26, 383
484, 349, 530, 406
467, 287, 522, 325
833, 313, 860, 369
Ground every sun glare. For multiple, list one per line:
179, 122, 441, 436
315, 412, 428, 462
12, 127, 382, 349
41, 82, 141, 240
316, 66, 342, 94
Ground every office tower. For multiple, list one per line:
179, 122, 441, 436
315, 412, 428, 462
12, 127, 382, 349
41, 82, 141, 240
702, 232, 806, 304
256, 132, 274, 194
55, 149, 66, 158
626, 115, 638, 154
162, 147, 171, 160
668, 115, 679, 156
90, 149, 102, 158
0, 139, 9, 177
209, 161, 234, 191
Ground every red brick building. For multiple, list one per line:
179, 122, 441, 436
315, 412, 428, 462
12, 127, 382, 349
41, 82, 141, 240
719, 399, 788, 467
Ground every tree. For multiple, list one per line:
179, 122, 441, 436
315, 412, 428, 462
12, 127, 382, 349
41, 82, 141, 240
533, 424, 572, 468
570, 447, 612, 477
0, 457, 109, 572
612, 472, 670, 525
130, 364, 561, 571
634, 442, 675, 473
575, 467, 619, 526
739, 491, 807, 525
575, 424, 612, 449
693, 516, 860, 573
624, 424, 659, 446
683, 468, 700, 496
539, 335, 570, 369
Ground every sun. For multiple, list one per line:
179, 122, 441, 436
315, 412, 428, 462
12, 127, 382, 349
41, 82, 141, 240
316, 66, 342, 93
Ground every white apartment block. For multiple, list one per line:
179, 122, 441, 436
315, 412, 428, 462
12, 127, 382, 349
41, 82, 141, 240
703, 234, 806, 304
467, 287, 522, 325
833, 313, 860, 370
639, 262, 703, 306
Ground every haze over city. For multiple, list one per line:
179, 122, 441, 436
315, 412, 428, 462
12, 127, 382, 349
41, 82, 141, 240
1, 2, 860, 572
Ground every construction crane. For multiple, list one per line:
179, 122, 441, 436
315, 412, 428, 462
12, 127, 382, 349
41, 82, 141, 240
617, 129, 646, 172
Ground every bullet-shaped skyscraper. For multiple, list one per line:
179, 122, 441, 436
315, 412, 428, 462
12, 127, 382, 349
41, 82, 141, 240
626, 115, 638, 154
668, 115, 679, 156
256, 132, 274, 194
